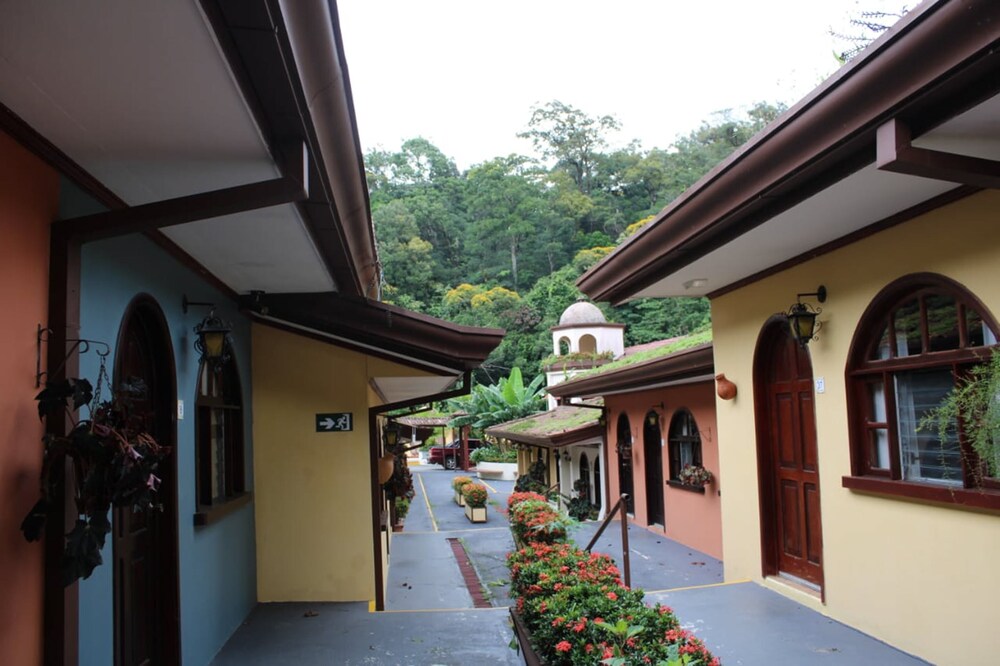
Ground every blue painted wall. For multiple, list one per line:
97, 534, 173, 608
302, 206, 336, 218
76, 233, 256, 666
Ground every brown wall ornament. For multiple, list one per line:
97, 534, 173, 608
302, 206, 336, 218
715, 373, 737, 400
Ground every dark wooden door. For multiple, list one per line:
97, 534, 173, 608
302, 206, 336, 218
114, 300, 179, 666
616, 415, 634, 514
643, 414, 664, 526
756, 320, 824, 588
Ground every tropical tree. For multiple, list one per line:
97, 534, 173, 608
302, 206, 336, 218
447, 368, 546, 435
519, 100, 620, 195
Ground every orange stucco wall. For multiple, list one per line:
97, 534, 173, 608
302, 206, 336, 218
604, 381, 722, 560
0, 130, 57, 665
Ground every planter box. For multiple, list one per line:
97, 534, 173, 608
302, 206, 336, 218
392, 523, 404, 533
476, 461, 518, 481
454, 490, 466, 506
509, 608, 543, 666
464, 504, 487, 523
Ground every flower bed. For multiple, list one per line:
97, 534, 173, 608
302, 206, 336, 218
506, 494, 720, 665
508, 498, 570, 547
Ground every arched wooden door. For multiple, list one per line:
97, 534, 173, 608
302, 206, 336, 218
593, 456, 602, 510
615, 414, 634, 513
113, 297, 180, 666
754, 317, 824, 589
643, 412, 664, 526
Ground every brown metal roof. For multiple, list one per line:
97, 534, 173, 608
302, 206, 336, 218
241, 291, 505, 373
578, 0, 1000, 304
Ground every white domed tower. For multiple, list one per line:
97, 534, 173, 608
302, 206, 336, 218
544, 299, 625, 408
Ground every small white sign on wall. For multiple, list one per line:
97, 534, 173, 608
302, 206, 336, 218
815, 377, 826, 394
177, 399, 185, 420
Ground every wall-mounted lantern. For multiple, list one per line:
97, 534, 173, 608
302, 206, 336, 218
786, 286, 827, 347
184, 295, 233, 370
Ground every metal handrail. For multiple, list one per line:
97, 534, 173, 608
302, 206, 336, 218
584, 493, 631, 588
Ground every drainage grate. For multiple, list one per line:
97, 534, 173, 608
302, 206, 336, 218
446, 537, 491, 608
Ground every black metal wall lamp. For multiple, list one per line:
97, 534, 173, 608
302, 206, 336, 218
183, 295, 233, 369
786, 286, 827, 347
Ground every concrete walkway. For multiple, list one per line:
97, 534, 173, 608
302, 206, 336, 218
212, 464, 929, 665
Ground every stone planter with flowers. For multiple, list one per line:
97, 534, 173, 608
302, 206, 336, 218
462, 482, 488, 522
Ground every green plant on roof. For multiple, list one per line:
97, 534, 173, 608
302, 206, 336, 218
568, 328, 712, 382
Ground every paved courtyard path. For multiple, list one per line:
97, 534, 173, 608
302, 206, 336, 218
212, 463, 929, 665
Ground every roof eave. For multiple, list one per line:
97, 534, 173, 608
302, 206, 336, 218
241, 291, 505, 373
203, 0, 379, 299
578, 0, 1000, 304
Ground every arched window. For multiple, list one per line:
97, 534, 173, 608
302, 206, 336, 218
579, 334, 597, 354
196, 358, 245, 508
579, 453, 591, 503
668, 409, 702, 481
846, 274, 999, 506
558, 337, 571, 355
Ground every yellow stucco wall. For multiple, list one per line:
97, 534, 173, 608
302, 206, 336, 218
710, 190, 1000, 665
252, 324, 434, 602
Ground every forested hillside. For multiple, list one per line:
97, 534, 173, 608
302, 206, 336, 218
367, 101, 784, 381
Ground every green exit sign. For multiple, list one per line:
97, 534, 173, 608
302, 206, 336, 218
316, 413, 352, 432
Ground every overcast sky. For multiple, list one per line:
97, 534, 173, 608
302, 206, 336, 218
337, 0, 912, 170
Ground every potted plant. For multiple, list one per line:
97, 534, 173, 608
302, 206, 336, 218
678, 463, 713, 488
20, 374, 172, 585
562, 478, 598, 521
452, 475, 472, 506
462, 483, 488, 523
392, 497, 410, 532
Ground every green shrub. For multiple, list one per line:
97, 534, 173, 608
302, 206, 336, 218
508, 499, 572, 546
462, 483, 489, 508
394, 497, 410, 521
470, 444, 517, 464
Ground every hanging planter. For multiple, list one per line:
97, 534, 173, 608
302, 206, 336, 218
20, 357, 172, 585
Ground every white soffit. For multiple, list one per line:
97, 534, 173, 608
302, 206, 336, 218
372, 376, 460, 405
0, 1, 333, 294
633, 92, 1000, 299
163, 204, 335, 293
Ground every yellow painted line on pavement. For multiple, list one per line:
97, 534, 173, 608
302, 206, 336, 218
479, 479, 498, 494
417, 473, 438, 532
369, 600, 376, 612
644, 578, 752, 595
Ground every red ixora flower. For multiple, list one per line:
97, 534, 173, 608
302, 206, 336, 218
606, 591, 618, 601
555, 641, 572, 653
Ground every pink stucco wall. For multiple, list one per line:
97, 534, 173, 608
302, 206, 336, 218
0, 130, 58, 665
605, 381, 722, 560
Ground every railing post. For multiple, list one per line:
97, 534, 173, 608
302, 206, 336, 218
619, 494, 631, 588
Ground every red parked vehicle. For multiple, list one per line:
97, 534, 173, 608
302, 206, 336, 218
428, 439, 483, 469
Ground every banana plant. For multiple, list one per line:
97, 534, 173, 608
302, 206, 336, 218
448, 367, 546, 433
